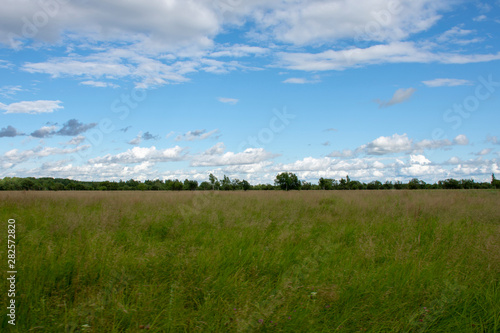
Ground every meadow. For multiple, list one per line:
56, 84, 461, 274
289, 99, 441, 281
1, 190, 499, 332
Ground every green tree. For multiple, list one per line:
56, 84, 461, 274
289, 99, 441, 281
367, 180, 382, 190
209, 174, 218, 190
382, 181, 394, 190
492, 174, 500, 189
20, 178, 35, 190
183, 179, 198, 191
318, 177, 334, 190
275, 172, 301, 191
172, 180, 183, 191
198, 181, 212, 191
221, 175, 232, 191
240, 180, 251, 191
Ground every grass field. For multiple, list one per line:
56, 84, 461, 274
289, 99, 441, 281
1, 190, 499, 332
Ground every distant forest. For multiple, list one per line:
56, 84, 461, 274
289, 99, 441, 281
1, 173, 499, 191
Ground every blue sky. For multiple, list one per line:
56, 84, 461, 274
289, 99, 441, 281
1, 0, 500, 184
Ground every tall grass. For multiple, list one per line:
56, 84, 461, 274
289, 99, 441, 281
1, 190, 499, 332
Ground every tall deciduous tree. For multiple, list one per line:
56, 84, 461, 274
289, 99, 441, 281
209, 173, 218, 190
275, 172, 301, 191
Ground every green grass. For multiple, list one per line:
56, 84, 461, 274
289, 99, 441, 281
1, 190, 499, 332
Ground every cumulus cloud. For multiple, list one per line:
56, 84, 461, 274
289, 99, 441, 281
191, 143, 278, 166
30, 125, 58, 138
410, 154, 431, 165
413, 138, 452, 151
375, 88, 416, 108
1, 145, 90, 168
347, 133, 469, 156
453, 134, 469, 145
361, 133, 413, 155
0, 100, 63, 114
0, 125, 23, 138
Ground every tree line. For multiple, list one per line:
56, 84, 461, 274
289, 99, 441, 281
1, 173, 499, 191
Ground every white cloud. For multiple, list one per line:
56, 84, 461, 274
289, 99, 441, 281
278, 42, 500, 71
453, 134, 469, 145
210, 44, 268, 58
437, 26, 473, 42
376, 87, 416, 108
422, 78, 472, 87
24, 161, 159, 182
218, 97, 239, 104
410, 154, 431, 165
1, 145, 90, 168
80, 80, 119, 88
283, 78, 308, 84
475, 148, 492, 156
328, 149, 354, 158
0, 100, 63, 114
3, 1, 497, 87
473, 15, 487, 22
0, 85, 23, 98
191, 144, 278, 167
282, 76, 320, 84
328, 133, 469, 158
128, 133, 143, 145
89, 146, 186, 164
446, 156, 461, 164
413, 138, 452, 151
23, 59, 132, 79
361, 133, 413, 155
0, 60, 12, 69
65, 135, 86, 146
253, 0, 448, 45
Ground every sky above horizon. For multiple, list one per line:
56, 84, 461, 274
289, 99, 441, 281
1, 0, 500, 185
